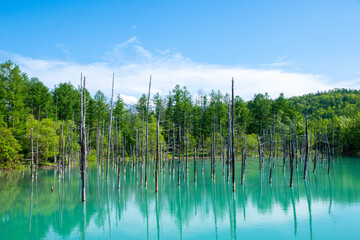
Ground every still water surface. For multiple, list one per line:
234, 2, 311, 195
1, 157, 359, 239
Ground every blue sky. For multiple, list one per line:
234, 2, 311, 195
1, 0, 360, 103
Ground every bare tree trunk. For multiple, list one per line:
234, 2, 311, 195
303, 115, 309, 179
290, 126, 294, 187
136, 129, 138, 168
241, 131, 246, 185
101, 120, 105, 173
70, 124, 73, 168
31, 128, 34, 179
178, 121, 181, 186
172, 123, 175, 176
80, 75, 87, 202
313, 128, 317, 174
58, 124, 62, 178
106, 74, 115, 181
282, 127, 286, 172
332, 119, 335, 160
117, 135, 121, 189
269, 163, 274, 184
140, 127, 144, 185
54, 97, 58, 165
66, 136, 69, 169
231, 78, 236, 192
62, 126, 65, 173
327, 135, 331, 175
227, 102, 231, 181
186, 131, 188, 177
257, 134, 263, 170
36, 107, 40, 178
295, 116, 298, 168
194, 147, 197, 182
144, 76, 151, 187
155, 119, 159, 193
212, 113, 216, 180
123, 138, 126, 175
96, 121, 100, 169
240, 148, 246, 185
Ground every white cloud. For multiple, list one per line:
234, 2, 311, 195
335, 78, 360, 89
54, 43, 71, 55
2, 40, 359, 105
115, 36, 138, 48
261, 55, 295, 68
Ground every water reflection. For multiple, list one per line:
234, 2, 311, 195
0, 157, 360, 239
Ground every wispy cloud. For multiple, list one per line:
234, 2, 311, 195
261, 55, 295, 68
1, 38, 358, 105
54, 43, 71, 55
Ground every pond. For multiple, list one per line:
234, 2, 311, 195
1, 157, 359, 239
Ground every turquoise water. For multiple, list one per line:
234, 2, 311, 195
1, 157, 360, 239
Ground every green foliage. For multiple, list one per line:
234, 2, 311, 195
24, 77, 52, 118
247, 93, 272, 133
339, 113, 360, 155
1, 60, 360, 170
290, 88, 360, 118
24, 115, 57, 161
94, 90, 109, 122
87, 149, 97, 162
0, 119, 20, 164
0, 61, 28, 127
52, 82, 79, 121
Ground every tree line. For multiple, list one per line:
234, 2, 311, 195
1, 60, 359, 169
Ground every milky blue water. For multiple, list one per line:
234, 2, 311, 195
1, 157, 359, 239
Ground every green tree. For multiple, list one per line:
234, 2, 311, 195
52, 82, 79, 121
0, 61, 28, 127
24, 77, 52, 118
0, 119, 21, 166
24, 115, 57, 161
94, 90, 109, 123
247, 93, 272, 133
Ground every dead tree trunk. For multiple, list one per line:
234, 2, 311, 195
269, 163, 274, 184
106, 74, 115, 181
241, 129, 246, 185
31, 128, 34, 179
36, 107, 40, 178
178, 121, 181, 186
70, 124, 73, 168
96, 122, 100, 169
144, 76, 151, 187
282, 126, 286, 172
227, 102, 231, 181
155, 119, 160, 193
257, 134, 263, 170
172, 123, 175, 176
58, 124, 62, 178
240, 148, 246, 185
295, 116, 298, 169
231, 78, 236, 192
313, 128, 317, 174
194, 147, 197, 182
290, 126, 294, 188
54, 97, 58, 165
303, 115, 309, 179
62, 125, 65, 173
212, 114, 216, 180
80, 75, 87, 202
117, 137, 121, 189
185, 131, 189, 177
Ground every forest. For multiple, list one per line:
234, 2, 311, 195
1, 60, 360, 169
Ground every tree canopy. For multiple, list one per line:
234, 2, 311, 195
1, 60, 360, 168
